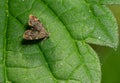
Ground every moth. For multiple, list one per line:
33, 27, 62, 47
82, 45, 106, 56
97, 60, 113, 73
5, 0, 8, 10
23, 15, 49, 40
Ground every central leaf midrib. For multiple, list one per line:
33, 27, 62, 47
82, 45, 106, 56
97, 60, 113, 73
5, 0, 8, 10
37, 45, 58, 81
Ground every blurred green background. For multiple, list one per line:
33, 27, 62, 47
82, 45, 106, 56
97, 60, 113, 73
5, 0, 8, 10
92, 5, 120, 83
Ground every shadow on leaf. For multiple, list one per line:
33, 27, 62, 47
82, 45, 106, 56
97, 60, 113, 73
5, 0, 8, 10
21, 39, 44, 45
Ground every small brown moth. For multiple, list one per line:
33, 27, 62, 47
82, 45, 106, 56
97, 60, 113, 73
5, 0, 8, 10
23, 15, 49, 40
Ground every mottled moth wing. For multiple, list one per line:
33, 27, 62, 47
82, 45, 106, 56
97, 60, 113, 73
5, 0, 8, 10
23, 15, 49, 40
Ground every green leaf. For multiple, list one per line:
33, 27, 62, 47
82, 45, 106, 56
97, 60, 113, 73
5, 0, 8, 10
100, 0, 120, 4
0, 0, 8, 82
0, 0, 119, 83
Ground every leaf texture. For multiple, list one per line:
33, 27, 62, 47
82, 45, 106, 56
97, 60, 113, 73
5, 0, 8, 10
0, 0, 119, 83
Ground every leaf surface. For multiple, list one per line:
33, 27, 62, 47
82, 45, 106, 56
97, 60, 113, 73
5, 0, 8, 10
0, 0, 119, 83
